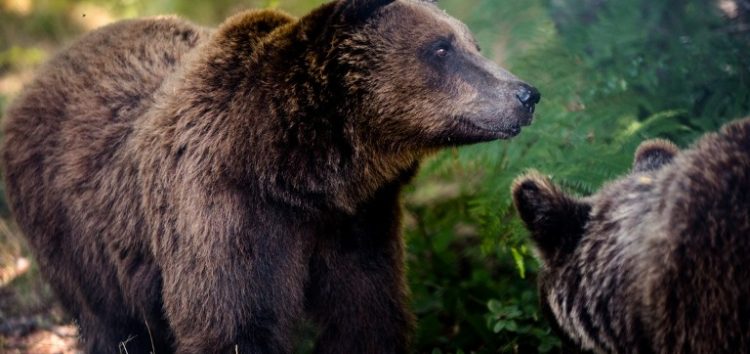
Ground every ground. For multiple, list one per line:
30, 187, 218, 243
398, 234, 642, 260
0, 219, 81, 354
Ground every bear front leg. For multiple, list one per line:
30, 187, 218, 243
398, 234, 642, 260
306, 234, 414, 354
156, 187, 312, 354
161, 232, 310, 354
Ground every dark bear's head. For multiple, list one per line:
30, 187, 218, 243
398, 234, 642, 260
306, 0, 540, 148
512, 139, 679, 267
510, 139, 679, 345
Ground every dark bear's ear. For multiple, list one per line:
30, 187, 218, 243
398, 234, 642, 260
512, 171, 591, 265
340, 0, 396, 23
633, 139, 679, 173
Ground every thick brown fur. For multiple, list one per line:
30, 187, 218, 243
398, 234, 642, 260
1, 0, 538, 353
512, 117, 750, 354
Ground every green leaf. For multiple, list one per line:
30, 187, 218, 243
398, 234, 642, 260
493, 321, 506, 333
504, 320, 519, 332
487, 299, 503, 314
511, 247, 526, 279
506, 306, 522, 318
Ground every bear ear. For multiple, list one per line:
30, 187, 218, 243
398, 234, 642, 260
512, 171, 591, 265
340, 0, 396, 24
633, 139, 679, 173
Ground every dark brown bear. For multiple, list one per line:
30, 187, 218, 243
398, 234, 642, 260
1, 0, 539, 353
512, 118, 750, 354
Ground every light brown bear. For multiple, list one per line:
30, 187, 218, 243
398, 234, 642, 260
2, 0, 539, 353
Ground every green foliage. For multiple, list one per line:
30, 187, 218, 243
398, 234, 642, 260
0, 0, 749, 352
0, 46, 46, 72
487, 297, 561, 353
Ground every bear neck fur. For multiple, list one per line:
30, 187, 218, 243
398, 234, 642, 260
147, 7, 425, 214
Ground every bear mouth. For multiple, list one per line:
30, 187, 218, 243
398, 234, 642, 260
456, 116, 527, 140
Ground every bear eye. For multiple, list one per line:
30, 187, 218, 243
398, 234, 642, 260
435, 45, 450, 58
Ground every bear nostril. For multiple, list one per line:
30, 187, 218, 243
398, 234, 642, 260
516, 85, 541, 112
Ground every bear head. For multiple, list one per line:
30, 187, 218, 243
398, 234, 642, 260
302, 0, 540, 148
509, 139, 679, 345
511, 139, 678, 267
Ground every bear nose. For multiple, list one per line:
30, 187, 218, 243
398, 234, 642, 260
515, 85, 541, 113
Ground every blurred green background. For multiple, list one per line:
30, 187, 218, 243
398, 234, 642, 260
0, 0, 748, 353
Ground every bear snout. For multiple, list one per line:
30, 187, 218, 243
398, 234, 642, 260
515, 84, 541, 114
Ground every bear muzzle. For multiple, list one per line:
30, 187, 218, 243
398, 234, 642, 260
515, 84, 541, 114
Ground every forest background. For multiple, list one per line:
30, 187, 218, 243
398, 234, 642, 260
0, 0, 748, 352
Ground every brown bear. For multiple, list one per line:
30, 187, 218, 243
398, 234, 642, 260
512, 118, 750, 354
1, 0, 540, 353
